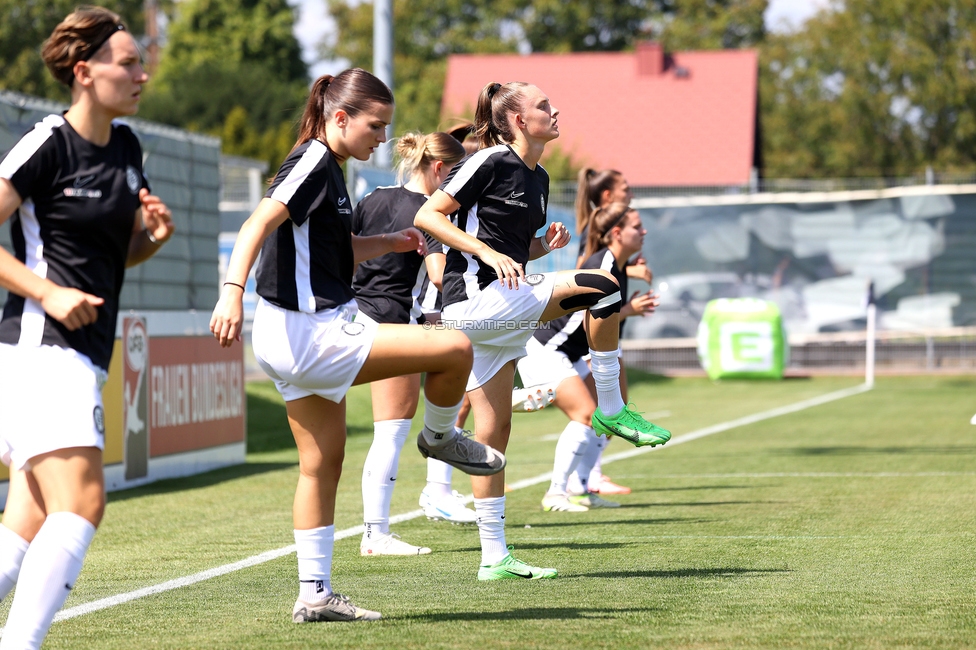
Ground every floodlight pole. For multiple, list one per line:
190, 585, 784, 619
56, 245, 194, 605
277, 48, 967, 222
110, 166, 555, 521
373, 0, 393, 169
865, 281, 876, 388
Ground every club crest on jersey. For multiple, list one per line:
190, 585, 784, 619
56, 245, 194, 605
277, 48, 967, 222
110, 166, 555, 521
93, 406, 105, 434
126, 166, 141, 194
525, 273, 544, 286
342, 322, 366, 336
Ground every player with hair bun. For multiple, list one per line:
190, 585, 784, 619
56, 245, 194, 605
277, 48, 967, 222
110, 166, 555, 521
0, 8, 174, 647
353, 130, 478, 557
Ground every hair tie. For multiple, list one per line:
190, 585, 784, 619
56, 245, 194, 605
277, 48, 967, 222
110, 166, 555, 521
487, 82, 502, 99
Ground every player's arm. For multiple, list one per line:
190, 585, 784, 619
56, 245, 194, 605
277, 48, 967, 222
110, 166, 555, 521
351, 228, 427, 264
528, 222, 570, 260
210, 197, 290, 347
0, 179, 104, 331
425, 252, 446, 291
127, 188, 175, 267
416, 190, 525, 288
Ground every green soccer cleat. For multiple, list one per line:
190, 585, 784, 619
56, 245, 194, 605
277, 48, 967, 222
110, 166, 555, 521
477, 552, 558, 581
592, 404, 671, 447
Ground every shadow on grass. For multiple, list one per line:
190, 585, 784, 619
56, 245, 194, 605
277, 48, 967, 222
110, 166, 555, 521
621, 500, 778, 508
782, 445, 976, 457
513, 517, 709, 529
629, 484, 755, 493
107, 461, 295, 503
395, 606, 659, 622
625, 369, 673, 387
450, 541, 640, 553
580, 567, 789, 579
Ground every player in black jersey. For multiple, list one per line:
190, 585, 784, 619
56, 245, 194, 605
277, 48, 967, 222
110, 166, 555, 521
574, 168, 656, 496
210, 70, 504, 623
353, 131, 478, 557
0, 9, 174, 648
415, 81, 669, 581
519, 203, 658, 513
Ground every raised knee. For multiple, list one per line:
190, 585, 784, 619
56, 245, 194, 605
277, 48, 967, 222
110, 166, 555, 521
558, 270, 621, 319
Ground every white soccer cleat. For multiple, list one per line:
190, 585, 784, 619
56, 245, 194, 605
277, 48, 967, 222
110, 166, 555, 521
971, 413, 976, 425
569, 492, 620, 509
360, 532, 432, 556
512, 385, 557, 413
420, 488, 478, 524
541, 493, 589, 512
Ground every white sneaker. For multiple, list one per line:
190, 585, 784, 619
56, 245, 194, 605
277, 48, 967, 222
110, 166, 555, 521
971, 413, 976, 425
541, 493, 589, 512
293, 593, 381, 622
360, 532, 432, 556
420, 489, 478, 524
512, 385, 557, 413
569, 493, 620, 508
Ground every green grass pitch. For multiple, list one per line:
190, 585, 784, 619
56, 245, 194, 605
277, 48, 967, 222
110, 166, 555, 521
9, 372, 976, 649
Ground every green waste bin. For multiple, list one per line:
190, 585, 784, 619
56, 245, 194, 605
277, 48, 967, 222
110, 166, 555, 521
696, 298, 786, 380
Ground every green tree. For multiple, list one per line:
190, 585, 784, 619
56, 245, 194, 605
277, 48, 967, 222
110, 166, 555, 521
657, 0, 767, 50
761, 0, 976, 178
139, 0, 308, 170
0, 0, 150, 101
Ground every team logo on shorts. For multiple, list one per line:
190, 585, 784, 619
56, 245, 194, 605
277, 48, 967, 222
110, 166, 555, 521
342, 322, 366, 336
126, 166, 141, 194
525, 274, 544, 286
93, 406, 105, 434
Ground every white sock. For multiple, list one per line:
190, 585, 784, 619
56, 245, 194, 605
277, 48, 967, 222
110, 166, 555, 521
425, 458, 454, 501
0, 524, 29, 601
589, 349, 625, 416
589, 436, 609, 487
474, 496, 508, 566
548, 421, 593, 495
573, 433, 605, 494
362, 419, 411, 539
421, 398, 463, 447
0, 512, 96, 650
295, 526, 334, 602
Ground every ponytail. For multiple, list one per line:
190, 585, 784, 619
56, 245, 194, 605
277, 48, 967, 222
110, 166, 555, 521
474, 81, 528, 149
292, 68, 394, 154
575, 168, 624, 236
584, 202, 631, 260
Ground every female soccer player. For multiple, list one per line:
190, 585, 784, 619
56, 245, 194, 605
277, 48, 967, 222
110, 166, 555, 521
520, 203, 658, 512
210, 69, 504, 622
415, 81, 669, 580
354, 131, 477, 557
573, 168, 654, 496
0, 8, 174, 648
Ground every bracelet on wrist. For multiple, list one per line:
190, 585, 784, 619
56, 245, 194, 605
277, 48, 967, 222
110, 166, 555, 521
540, 236, 552, 253
223, 282, 245, 291
145, 228, 159, 244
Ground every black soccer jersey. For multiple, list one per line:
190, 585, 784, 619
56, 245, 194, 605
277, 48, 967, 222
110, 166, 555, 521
0, 114, 148, 371
534, 247, 627, 361
257, 139, 355, 313
438, 145, 549, 308
351, 185, 439, 324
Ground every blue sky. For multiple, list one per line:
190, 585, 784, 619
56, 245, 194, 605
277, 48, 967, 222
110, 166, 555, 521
291, 0, 830, 78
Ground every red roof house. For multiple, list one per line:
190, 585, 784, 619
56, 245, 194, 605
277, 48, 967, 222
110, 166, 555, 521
441, 43, 759, 186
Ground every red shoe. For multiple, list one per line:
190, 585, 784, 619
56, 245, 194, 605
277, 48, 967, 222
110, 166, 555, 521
595, 475, 631, 495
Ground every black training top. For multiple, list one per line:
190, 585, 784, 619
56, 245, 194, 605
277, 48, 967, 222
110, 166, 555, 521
438, 145, 549, 308
256, 139, 354, 313
0, 114, 148, 371
533, 247, 627, 362
351, 185, 440, 324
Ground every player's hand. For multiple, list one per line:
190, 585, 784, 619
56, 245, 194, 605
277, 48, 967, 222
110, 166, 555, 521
627, 262, 653, 284
139, 188, 175, 244
210, 284, 245, 348
480, 248, 524, 289
41, 286, 104, 331
629, 290, 659, 316
388, 228, 428, 256
543, 221, 570, 251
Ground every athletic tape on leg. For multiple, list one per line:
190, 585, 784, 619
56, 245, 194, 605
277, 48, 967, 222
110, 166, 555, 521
559, 273, 621, 319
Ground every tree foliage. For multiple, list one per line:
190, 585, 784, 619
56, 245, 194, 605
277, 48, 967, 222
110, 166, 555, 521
761, 0, 976, 178
139, 0, 308, 170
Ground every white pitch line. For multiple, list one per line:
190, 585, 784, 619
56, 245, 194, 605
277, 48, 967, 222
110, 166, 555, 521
52, 382, 870, 623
